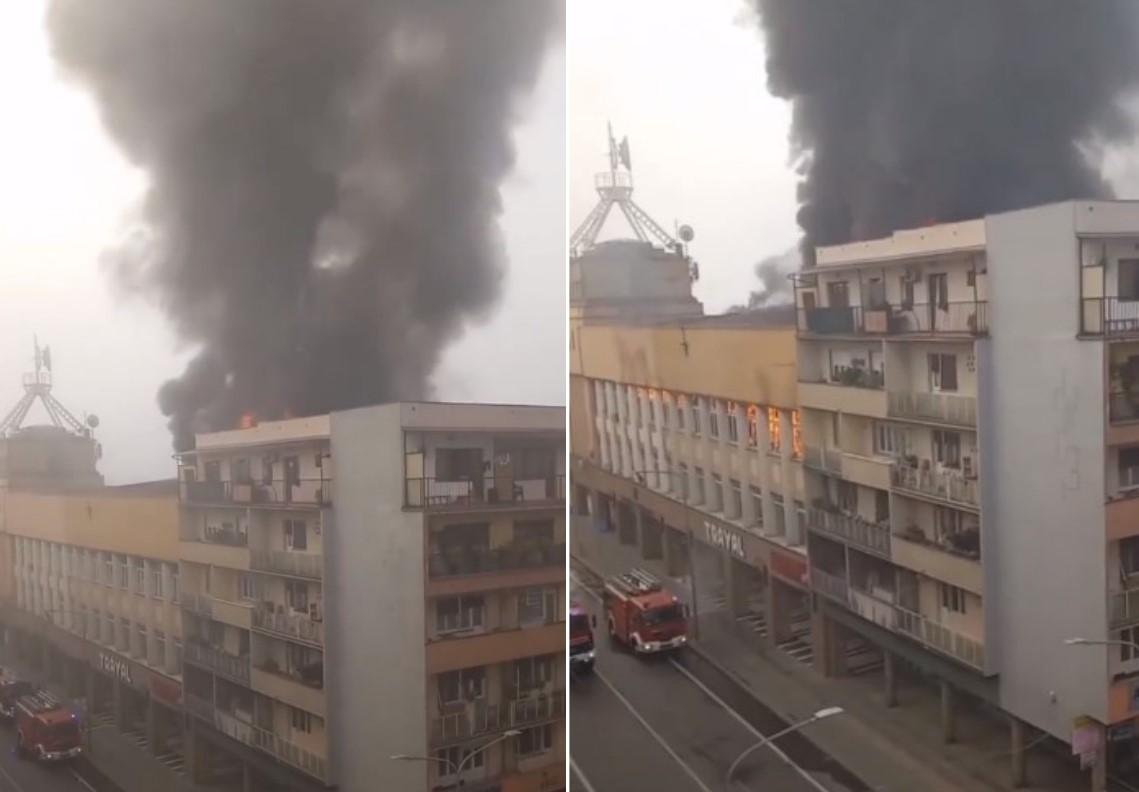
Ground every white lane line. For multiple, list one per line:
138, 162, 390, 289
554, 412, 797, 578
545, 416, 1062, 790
593, 668, 714, 792
70, 770, 99, 792
0, 757, 28, 792
667, 658, 830, 792
569, 756, 600, 792
574, 567, 829, 792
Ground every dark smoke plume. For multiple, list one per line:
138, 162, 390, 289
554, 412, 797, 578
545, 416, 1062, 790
752, 1, 1139, 262
47, 0, 561, 449
730, 247, 798, 312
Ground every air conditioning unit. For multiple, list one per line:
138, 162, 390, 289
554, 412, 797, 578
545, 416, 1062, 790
963, 457, 976, 480
309, 602, 323, 622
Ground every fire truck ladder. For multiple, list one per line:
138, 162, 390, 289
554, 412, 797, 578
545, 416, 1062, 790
17, 690, 60, 715
611, 568, 663, 597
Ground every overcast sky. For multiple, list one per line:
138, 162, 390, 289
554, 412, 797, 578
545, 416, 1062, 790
0, 1, 564, 485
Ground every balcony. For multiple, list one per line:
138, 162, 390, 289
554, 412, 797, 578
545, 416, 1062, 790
891, 531, 983, 593
1111, 588, 1139, 629
887, 392, 976, 428
430, 691, 565, 747
252, 606, 323, 647
251, 664, 325, 718
184, 641, 250, 684
1082, 297, 1139, 337
192, 702, 328, 783
181, 478, 330, 509
183, 592, 254, 630
427, 622, 564, 674
1109, 494, 1139, 541
803, 446, 844, 476
799, 301, 988, 337
251, 550, 323, 580
808, 508, 891, 558
180, 537, 250, 571
428, 542, 564, 580
799, 381, 887, 418
405, 475, 565, 511
810, 567, 850, 603
890, 463, 979, 509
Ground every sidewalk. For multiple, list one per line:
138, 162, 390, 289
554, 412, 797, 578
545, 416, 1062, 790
573, 548, 1089, 792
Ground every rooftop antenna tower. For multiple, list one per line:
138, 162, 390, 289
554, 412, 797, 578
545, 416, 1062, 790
0, 339, 96, 438
570, 125, 697, 281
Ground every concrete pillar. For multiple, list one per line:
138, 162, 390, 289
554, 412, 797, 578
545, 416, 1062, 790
113, 676, 127, 732
186, 720, 207, 784
883, 650, 897, 708
242, 761, 253, 792
811, 606, 846, 677
940, 680, 956, 744
661, 523, 675, 574
1091, 741, 1107, 792
724, 553, 742, 617
85, 668, 96, 716
766, 574, 793, 645
145, 698, 160, 755
1009, 715, 1026, 788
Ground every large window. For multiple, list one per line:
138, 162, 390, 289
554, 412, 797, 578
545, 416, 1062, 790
518, 588, 557, 626
933, 430, 962, 468
768, 408, 781, 452
285, 519, 308, 551
690, 397, 702, 436
517, 724, 555, 756
434, 448, 484, 482
1121, 447, 1139, 490
929, 353, 959, 392
1121, 259, 1139, 300
514, 654, 555, 693
436, 596, 485, 633
874, 422, 907, 457
708, 400, 720, 438
727, 403, 740, 443
438, 666, 486, 704
940, 583, 966, 614
746, 405, 759, 447
729, 479, 743, 517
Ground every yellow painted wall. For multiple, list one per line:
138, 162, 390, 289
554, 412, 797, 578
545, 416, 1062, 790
5, 491, 179, 561
572, 323, 799, 409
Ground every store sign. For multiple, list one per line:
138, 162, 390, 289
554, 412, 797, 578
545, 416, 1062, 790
704, 521, 745, 560
98, 652, 132, 686
771, 550, 809, 588
149, 675, 182, 708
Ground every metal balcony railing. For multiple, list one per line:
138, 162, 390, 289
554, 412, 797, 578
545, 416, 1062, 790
509, 690, 564, 727
887, 391, 977, 428
810, 567, 850, 603
180, 523, 248, 547
405, 475, 566, 510
184, 641, 250, 684
1111, 588, 1139, 628
1082, 297, 1139, 337
181, 478, 330, 508
808, 509, 891, 557
799, 301, 988, 337
890, 463, 979, 508
251, 550, 323, 580
803, 445, 844, 475
429, 690, 565, 746
428, 542, 564, 579
182, 592, 214, 618
252, 606, 324, 646
251, 724, 327, 781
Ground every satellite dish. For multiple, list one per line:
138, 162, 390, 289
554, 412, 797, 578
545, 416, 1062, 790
86, 415, 100, 429
678, 224, 695, 243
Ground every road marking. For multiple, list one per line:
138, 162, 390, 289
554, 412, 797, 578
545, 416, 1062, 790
569, 757, 599, 792
70, 770, 98, 792
593, 668, 714, 792
667, 658, 830, 792
574, 566, 830, 792
0, 756, 28, 792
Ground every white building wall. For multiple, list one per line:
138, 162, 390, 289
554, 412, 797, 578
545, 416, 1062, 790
984, 201, 1110, 736
327, 404, 427, 792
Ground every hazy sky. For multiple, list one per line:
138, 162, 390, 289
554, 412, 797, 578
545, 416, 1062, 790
0, 2, 564, 484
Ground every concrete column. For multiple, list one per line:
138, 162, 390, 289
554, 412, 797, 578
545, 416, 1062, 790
883, 650, 897, 708
724, 553, 743, 617
1009, 715, 1026, 788
113, 676, 127, 732
766, 574, 793, 645
940, 680, 956, 744
633, 505, 646, 556
186, 720, 207, 784
84, 668, 96, 716
1091, 738, 1107, 792
145, 698, 160, 755
779, 410, 801, 545
242, 761, 254, 792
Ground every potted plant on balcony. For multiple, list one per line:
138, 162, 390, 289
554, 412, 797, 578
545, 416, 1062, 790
901, 524, 925, 543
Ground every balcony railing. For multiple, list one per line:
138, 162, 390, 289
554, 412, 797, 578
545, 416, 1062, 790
430, 690, 565, 746
808, 508, 891, 557
800, 301, 988, 337
803, 445, 844, 475
251, 724, 327, 781
252, 606, 324, 646
428, 542, 564, 579
1110, 391, 1139, 423
184, 641, 250, 684
890, 463, 979, 508
181, 478, 330, 508
887, 391, 977, 428
180, 523, 248, 547
405, 475, 565, 510
1111, 588, 1139, 628
1082, 297, 1139, 337
182, 592, 214, 618
810, 567, 850, 603
251, 550, 323, 580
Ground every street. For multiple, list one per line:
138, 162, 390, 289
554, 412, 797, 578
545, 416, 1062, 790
0, 722, 117, 792
569, 566, 867, 792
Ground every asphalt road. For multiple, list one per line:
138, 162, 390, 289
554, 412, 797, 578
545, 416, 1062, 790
569, 567, 867, 792
0, 722, 118, 792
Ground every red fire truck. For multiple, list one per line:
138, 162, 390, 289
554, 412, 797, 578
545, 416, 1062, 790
14, 691, 82, 762
569, 601, 596, 674
603, 568, 688, 654
0, 672, 33, 721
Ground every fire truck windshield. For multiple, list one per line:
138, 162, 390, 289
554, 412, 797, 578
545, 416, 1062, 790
45, 720, 79, 741
570, 613, 590, 632
642, 604, 682, 625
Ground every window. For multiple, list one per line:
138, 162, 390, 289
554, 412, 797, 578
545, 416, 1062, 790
708, 400, 720, 438
768, 408, 781, 452
677, 463, 690, 501
103, 553, 113, 586
690, 397, 702, 436
730, 479, 743, 518
1121, 447, 1139, 489
866, 277, 886, 308
438, 667, 486, 704
434, 746, 484, 775
174, 639, 183, 673
204, 460, 221, 482
660, 392, 671, 428
1121, 627, 1139, 662
285, 580, 308, 611
285, 520, 308, 551
646, 391, 656, 427
511, 447, 558, 480
119, 617, 130, 650
727, 404, 740, 443
750, 486, 763, 526
826, 280, 850, 308
171, 566, 180, 603
940, 583, 966, 614
746, 405, 759, 447
1122, 537, 1139, 577
518, 588, 557, 626
676, 395, 687, 429
117, 555, 129, 589
929, 353, 958, 392
134, 560, 146, 594
152, 566, 163, 599
155, 630, 166, 664
933, 430, 962, 468
232, 457, 251, 483
514, 654, 555, 692
517, 724, 554, 756
238, 573, 256, 601
136, 623, 147, 659
290, 707, 313, 734
693, 467, 706, 504
437, 596, 485, 632
434, 448, 484, 482
837, 481, 857, 513
934, 506, 963, 543
1121, 259, 1139, 300
875, 491, 890, 523
873, 422, 907, 457
791, 410, 803, 458
262, 456, 274, 485
710, 474, 724, 512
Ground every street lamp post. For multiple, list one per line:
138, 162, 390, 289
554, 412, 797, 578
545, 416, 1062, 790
725, 707, 844, 790
391, 729, 522, 787
633, 468, 700, 640
1064, 636, 1139, 654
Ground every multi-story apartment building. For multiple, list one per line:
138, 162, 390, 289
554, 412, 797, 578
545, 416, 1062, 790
1, 482, 189, 781
177, 401, 565, 792
794, 200, 1139, 788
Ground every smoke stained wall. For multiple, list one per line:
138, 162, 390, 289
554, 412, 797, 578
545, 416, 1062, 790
752, 0, 1139, 261
47, 0, 561, 449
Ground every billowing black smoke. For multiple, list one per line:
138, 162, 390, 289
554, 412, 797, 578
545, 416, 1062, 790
752, 0, 1139, 262
47, 0, 561, 449
730, 248, 798, 312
